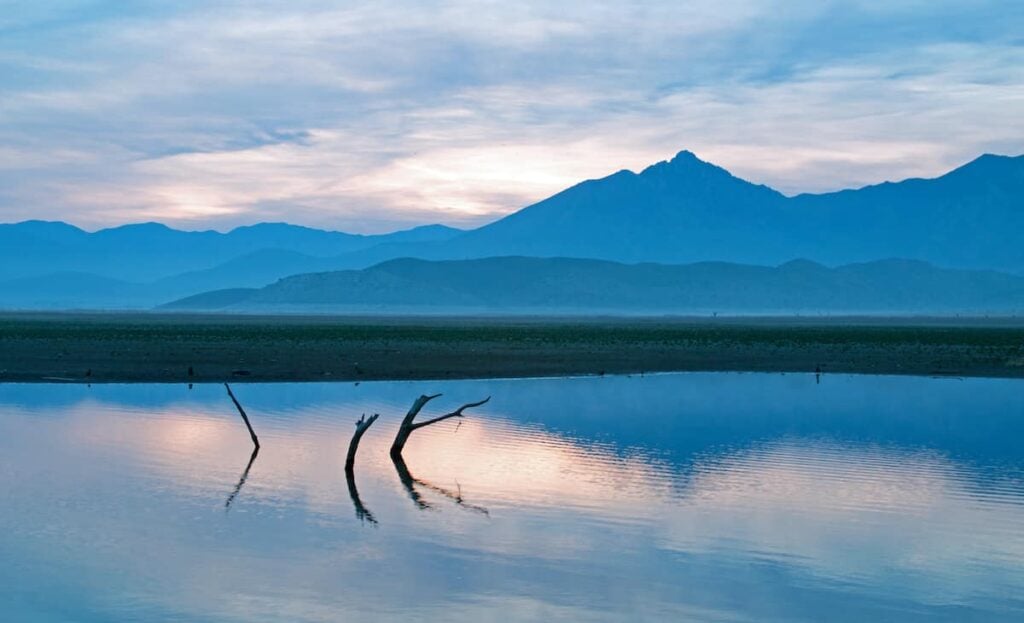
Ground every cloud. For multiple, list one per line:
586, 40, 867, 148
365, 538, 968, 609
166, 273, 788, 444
0, 1, 1021, 231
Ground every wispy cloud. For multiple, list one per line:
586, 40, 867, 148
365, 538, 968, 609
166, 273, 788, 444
0, 1, 1021, 231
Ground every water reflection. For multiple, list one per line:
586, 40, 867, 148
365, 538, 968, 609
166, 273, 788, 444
0, 374, 1022, 622
392, 454, 489, 515
345, 468, 377, 525
224, 446, 259, 511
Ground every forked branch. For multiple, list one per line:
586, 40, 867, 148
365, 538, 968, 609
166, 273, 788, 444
410, 397, 491, 431
389, 394, 490, 458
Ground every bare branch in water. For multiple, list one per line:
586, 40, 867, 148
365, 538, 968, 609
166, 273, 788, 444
345, 412, 380, 473
410, 397, 491, 431
390, 394, 489, 458
224, 383, 260, 449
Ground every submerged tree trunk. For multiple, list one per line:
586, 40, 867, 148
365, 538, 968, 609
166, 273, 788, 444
345, 413, 380, 524
224, 383, 260, 449
345, 413, 379, 473
389, 394, 438, 458
389, 394, 490, 459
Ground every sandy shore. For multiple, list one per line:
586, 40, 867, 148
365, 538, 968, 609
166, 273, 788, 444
2, 312, 1023, 383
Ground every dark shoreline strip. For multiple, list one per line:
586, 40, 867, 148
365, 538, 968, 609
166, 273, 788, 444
2, 313, 1023, 383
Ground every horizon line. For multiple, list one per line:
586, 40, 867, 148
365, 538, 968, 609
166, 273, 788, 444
4, 149, 1020, 236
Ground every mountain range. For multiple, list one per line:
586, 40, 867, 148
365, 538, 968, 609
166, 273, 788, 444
0, 220, 462, 283
1, 149, 1022, 311
446, 151, 1024, 269
161, 257, 1024, 315
0, 222, 463, 307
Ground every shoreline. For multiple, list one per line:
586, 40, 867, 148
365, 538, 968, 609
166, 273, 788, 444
3, 312, 1023, 383
13, 369, 1023, 386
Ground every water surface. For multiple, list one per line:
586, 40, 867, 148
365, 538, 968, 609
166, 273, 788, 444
1, 373, 1023, 621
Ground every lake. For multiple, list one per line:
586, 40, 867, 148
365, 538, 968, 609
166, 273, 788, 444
1, 373, 1022, 621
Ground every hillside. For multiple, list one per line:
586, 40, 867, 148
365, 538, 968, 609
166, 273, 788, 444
443, 151, 1024, 270
0, 222, 463, 308
0, 221, 463, 283
161, 256, 1024, 314
446, 151, 789, 265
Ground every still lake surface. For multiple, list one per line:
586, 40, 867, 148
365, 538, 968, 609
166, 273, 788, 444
1, 373, 1023, 622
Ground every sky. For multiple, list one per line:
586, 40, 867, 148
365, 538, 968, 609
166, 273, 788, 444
1, 1, 1022, 233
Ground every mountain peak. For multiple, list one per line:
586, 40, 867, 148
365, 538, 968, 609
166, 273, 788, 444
8, 220, 85, 234
228, 222, 336, 237
946, 151, 1019, 176
670, 149, 702, 164
103, 221, 175, 233
638, 149, 729, 179
971, 152, 1020, 164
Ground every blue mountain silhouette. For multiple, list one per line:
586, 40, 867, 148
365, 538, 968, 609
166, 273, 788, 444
1, 149, 1022, 309
446, 151, 1024, 269
160, 256, 1024, 314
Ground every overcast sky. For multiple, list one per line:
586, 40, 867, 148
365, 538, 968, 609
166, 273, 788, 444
1, 1, 1022, 232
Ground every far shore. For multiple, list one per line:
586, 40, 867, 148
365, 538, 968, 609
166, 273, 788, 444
2, 311, 1023, 383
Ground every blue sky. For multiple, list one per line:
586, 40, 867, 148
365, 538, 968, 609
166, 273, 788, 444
1, 1, 1021, 232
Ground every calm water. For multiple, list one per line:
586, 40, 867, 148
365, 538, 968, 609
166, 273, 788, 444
1, 373, 1023, 622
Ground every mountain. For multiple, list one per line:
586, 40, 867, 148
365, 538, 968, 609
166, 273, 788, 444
0, 221, 464, 308
438, 151, 1024, 270
446, 151, 789, 265
784, 154, 1024, 269
0, 221, 463, 283
3, 149, 1023, 310
160, 256, 1024, 314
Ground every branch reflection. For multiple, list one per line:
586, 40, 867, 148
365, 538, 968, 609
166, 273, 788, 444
391, 455, 488, 516
345, 468, 378, 525
224, 446, 259, 511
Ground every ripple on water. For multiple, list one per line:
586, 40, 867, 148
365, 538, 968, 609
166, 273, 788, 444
0, 374, 1023, 621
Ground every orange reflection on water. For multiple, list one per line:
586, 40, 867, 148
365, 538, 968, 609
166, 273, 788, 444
395, 417, 675, 515
31, 394, 1024, 598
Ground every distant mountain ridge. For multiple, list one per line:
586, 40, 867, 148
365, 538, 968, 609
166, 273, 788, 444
442, 151, 1024, 269
161, 256, 1024, 314
447, 151, 788, 264
0, 221, 464, 308
2, 149, 1022, 310
0, 220, 463, 283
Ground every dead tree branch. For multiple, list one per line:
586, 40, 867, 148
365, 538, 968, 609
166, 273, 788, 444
224, 383, 260, 449
389, 394, 490, 458
345, 412, 379, 473
344, 412, 381, 524
410, 397, 491, 431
